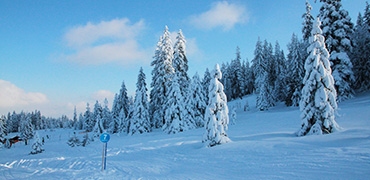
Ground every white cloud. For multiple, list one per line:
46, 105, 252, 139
63, 18, 149, 66
189, 1, 248, 31
0, 79, 49, 108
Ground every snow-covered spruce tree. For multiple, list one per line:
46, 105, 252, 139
163, 71, 194, 134
203, 64, 231, 147
273, 41, 287, 102
67, 132, 81, 147
319, 0, 354, 102
81, 132, 91, 147
112, 81, 130, 133
20, 113, 34, 140
93, 113, 104, 137
30, 132, 44, 154
173, 29, 190, 94
73, 106, 78, 130
102, 98, 112, 130
109, 95, 120, 133
298, 18, 340, 136
230, 46, 244, 100
255, 40, 274, 111
202, 68, 211, 105
83, 103, 93, 132
150, 26, 174, 129
252, 37, 264, 94
187, 73, 207, 128
242, 60, 254, 95
302, 1, 314, 42
221, 63, 232, 100
351, 9, 370, 91
129, 68, 151, 135
92, 101, 104, 136
0, 116, 7, 138
285, 34, 305, 106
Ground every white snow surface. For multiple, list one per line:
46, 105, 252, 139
1, 93, 370, 179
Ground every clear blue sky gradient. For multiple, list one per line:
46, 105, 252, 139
0, 0, 366, 117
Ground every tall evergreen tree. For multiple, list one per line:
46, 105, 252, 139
230, 46, 243, 99
0, 116, 7, 138
252, 37, 264, 94
286, 34, 305, 106
109, 94, 120, 133
187, 73, 207, 127
203, 64, 230, 147
83, 103, 93, 131
273, 41, 287, 102
351, 9, 370, 91
298, 18, 339, 136
92, 101, 104, 136
20, 113, 34, 140
163, 71, 194, 134
202, 68, 211, 108
150, 26, 175, 129
243, 59, 254, 95
130, 68, 151, 135
173, 29, 190, 93
73, 106, 78, 130
302, 1, 314, 41
255, 40, 275, 110
319, 0, 355, 102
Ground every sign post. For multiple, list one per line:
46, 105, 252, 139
100, 132, 110, 172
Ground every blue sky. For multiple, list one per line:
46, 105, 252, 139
0, 0, 366, 117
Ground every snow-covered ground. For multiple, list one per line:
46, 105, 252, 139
1, 93, 370, 180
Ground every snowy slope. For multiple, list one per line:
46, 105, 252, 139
1, 93, 370, 180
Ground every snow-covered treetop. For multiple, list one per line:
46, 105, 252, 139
212, 64, 222, 80
311, 18, 323, 37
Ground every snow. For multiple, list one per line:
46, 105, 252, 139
1, 93, 370, 179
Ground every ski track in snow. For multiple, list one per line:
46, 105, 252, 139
1, 93, 370, 179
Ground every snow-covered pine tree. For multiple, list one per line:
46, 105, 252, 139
298, 18, 339, 136
81, 132, 91, 147
73, 106, 78, 130
83, 103, 93, 132
285, 34, 305, 106
243, 59, 254, 95
173, 29, 190, 94
102, 98, 112, 130
221, 63, 233, 100
77, 113, 84, 130
20, 113, 34, 140
255, 40, 274, 111
30, 132, 44, 154
264, 41, 277, 105
187, 73, 207, 127
113, 81, 130, 133
92, 102, 104, 137
163, 71, 193, 134
302, 1, 314, 42
230, 46, 243, 100
130, 68, 151, 135
67, 132, 81, 147
252, 37, 264, 94
150, 26, 174, 129
202, 68, 211, 105
203, 64, 231, 147
351, 7, 370, 91
273, 41, 287, 102
0, 116, 7, 138
319, 0, 354, 102
109, 94, 120, 133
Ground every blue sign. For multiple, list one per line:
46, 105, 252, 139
100, 133, 110, 143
